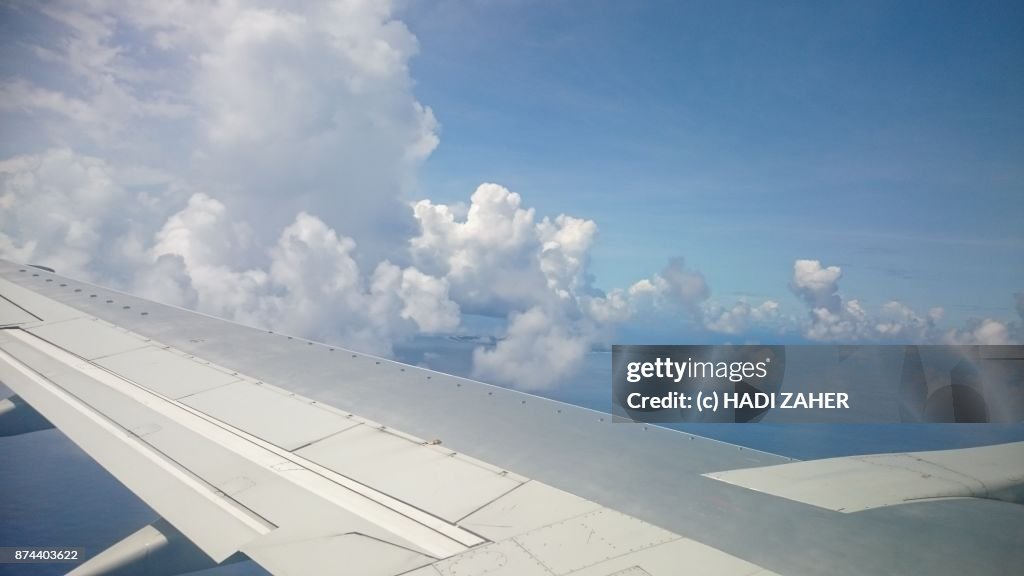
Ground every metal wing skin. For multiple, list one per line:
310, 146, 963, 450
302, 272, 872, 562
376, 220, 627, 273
1, 258, 1022, 576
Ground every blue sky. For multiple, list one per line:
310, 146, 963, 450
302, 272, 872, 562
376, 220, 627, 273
403, 0, 1024, 320
0, 0, 1022, 388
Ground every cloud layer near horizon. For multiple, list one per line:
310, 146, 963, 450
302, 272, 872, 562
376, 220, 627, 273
1, 1, 1019, 390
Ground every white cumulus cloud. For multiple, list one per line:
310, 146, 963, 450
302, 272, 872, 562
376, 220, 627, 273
409, 183, 629, 388
0, 148, 173, 280
944, 318, 1014, 345
472, 306, 593, 391
139, 194, 461, 357
790, 259, 842, 311
628, 257, 710, 313
785, 259, 1016, 344
703, 300, 780, 335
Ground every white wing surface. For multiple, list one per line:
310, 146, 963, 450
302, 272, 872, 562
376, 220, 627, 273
1, 260, 1022, 576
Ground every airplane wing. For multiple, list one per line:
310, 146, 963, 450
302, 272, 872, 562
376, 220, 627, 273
0, 258, 1022, 576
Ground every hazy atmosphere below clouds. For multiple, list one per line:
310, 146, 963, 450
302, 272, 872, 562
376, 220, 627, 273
1, 0, 1022, 390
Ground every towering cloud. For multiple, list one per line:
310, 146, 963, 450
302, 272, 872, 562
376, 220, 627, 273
410, 183, 627, 389
0, 1, 450, 357
790, 259, 842, 312
1, 0, 437, 269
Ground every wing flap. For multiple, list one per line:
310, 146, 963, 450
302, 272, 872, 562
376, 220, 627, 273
295, 422, 525, 522
243, 530, 434, 576
179, 380, 359, 451
94, 345, 243, 399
